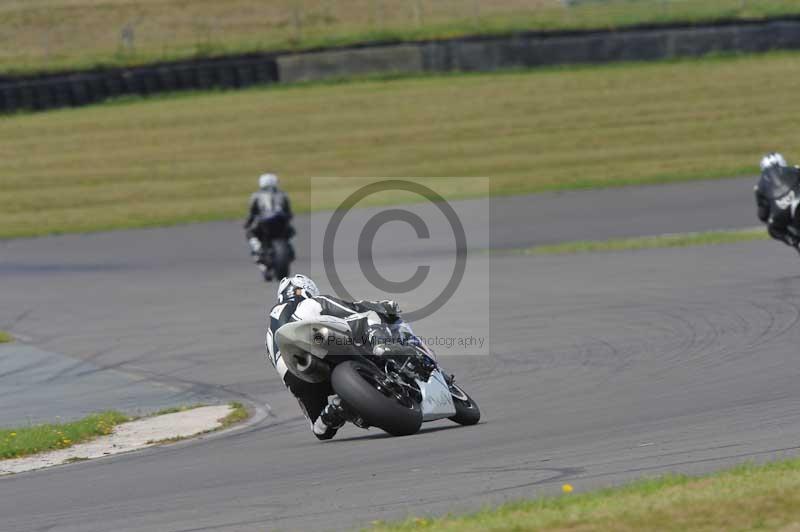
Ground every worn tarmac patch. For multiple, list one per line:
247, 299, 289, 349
0, 344, 217, 427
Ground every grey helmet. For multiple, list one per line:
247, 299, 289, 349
259, 173, 279, 190
760, 153, 788, 172
277, 274, 319, 304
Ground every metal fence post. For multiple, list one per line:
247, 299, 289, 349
412, 0, 423, 28
120, 22, 135, 53
374, 0, 384, 29
472, 0, 480, 25
322, 0, 336, 23
291, 3, 303, 42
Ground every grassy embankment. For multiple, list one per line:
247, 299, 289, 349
0, 403, 249, 460
516, 227, 770, 255
2, 0, 800, 75
0, 412, 129, 460
2, 52, 800, 239
370, 457, 800, 531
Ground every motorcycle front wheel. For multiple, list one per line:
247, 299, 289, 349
331, 360, 422, 437
448, 382, 481, 426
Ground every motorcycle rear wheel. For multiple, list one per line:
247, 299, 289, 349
331, 360, 422, 437
271, 239, 291, 280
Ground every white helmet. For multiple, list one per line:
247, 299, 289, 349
760, 153, 787, 172
277, 274, 319, 304
259, 173, 279, 189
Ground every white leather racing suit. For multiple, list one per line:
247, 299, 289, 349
265, 295, 389, 438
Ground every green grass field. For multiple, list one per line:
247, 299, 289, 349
515, 227, 769, 255
219, 402, 249, 429
370, 457, 800, 531
2, 52, 799, 239
0, 403, 248, 460
0, 332, 13, 344
0, 412, 129, 460
1, 0, 799, 75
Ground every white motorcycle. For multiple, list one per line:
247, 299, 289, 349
275, 305, 480, 436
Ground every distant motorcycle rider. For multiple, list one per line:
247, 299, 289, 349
755, 153, 800, 247
265, 274, 402, 440
243, 173, 295, 264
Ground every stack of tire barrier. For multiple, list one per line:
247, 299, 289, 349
2, 17, 800, 114
0, 56, 278, 113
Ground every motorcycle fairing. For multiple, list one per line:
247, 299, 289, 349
275, 316, 352, 382
417, 369, 456, 421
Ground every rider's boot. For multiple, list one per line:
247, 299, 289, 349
248, 237, 262, 263
257, 263, 272, 282
312, 396, 346, 441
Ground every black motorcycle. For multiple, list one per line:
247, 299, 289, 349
756, 165, 800, 252
248, 213, 294, 281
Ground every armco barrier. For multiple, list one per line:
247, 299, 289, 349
273, 18, 800, 81
277, 44, 424, 83
2, 18, 800, 114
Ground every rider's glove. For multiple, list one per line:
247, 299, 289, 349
354, 299, 401, 317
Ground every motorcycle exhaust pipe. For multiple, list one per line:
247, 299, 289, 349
293, 352, 330, 380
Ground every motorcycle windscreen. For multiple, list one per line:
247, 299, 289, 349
417, 369, 456, 421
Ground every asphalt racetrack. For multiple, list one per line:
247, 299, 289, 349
3, 177, 800, 531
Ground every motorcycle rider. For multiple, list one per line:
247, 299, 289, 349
243, 173, 295, 274
265, 274, 402, 440
755, 152, 800, 247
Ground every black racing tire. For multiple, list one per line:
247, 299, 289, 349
448, 382, 480, 426
272, 239, 291, 280
331, 361, 422, 437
